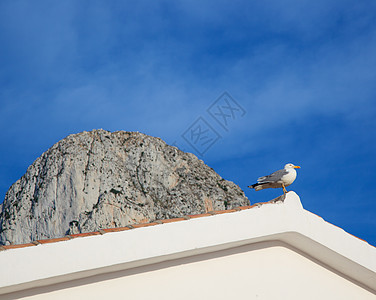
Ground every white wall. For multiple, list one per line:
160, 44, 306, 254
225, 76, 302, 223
4, 242, 375, 300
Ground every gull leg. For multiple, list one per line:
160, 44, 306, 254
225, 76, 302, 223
282, 183, 287, 194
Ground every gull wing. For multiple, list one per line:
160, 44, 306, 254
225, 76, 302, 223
257, 169, 288, 183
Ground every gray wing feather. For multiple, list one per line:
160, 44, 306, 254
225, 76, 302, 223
257, 169, 288, 183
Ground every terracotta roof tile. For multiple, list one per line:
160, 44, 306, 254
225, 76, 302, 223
132, 222, 159, 228
101, 227, 131, 233
68, 231, 101, 239
159, 217, 187, 224
37, 237, 71, 244
187, 213, 213, 219
1, 243, 37, 250
237, 205, 254, 210
209, 209, 238, 215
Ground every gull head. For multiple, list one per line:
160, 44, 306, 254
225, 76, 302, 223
284, 163, 301, 169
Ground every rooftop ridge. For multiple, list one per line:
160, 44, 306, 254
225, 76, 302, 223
0, 199, 281, 252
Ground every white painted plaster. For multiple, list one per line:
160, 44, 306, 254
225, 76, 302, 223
0, 192, 375, 298
5, 243, 375, 300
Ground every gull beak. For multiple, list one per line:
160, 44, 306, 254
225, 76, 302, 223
294, 165, 301, 169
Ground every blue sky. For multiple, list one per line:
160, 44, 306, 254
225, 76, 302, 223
1, 1, 376, 245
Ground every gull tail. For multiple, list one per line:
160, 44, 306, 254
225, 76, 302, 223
248, 183, 263, 191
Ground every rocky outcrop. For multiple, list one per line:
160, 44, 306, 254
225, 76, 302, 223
0, 129, 249, 245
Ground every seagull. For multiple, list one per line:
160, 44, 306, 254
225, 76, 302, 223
248, 163, 301, 194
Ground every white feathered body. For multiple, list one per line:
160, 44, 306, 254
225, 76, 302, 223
280, 168, 297, 186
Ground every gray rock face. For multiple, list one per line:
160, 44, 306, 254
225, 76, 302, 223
0, 129, 249, 245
